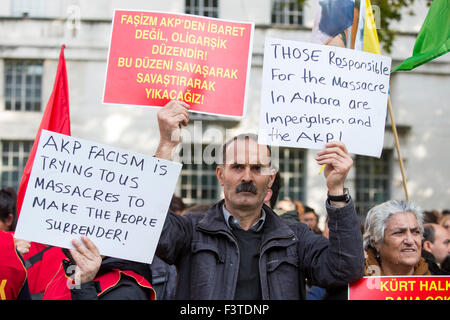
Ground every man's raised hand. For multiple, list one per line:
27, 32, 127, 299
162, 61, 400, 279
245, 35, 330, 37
155, 100, 190, 160
315, 142, 353, 198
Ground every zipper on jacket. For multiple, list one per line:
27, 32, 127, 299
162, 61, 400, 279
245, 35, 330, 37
259, 232, 296, 299
195, 226, 240, 299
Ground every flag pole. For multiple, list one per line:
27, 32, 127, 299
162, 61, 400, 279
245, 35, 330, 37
387, 96, 409, 200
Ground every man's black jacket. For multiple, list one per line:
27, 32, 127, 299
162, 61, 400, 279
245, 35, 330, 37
156, 199, 364, 300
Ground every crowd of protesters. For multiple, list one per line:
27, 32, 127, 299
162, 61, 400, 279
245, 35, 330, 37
1, 101, 449, 300
2, 187, 449, 301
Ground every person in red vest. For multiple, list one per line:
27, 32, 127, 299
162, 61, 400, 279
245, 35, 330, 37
22, 243, 66, 299
44, 236, 155, 300
0, 187, 31, 257
0, 230, 31, 300
0, 186, 64, 299
0, 187, 18, 233
0, 188, 31, 300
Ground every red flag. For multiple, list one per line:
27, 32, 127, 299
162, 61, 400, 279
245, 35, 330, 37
16, 45, 70, 296
16, 44, 70, 218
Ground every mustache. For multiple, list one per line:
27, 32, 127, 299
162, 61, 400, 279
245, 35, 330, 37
235, 181, 258, 194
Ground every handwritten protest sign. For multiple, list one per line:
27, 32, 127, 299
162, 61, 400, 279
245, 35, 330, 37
14, 130, 181, 264
258, 38, 392, 157
103, 10, 254, 118
348, 276, 450, 300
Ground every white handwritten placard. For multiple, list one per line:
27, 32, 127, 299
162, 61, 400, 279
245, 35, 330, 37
258, 38, 392, 157
15, 130, 181, 264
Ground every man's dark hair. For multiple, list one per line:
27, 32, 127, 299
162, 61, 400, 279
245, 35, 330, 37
0, 187, 17, 231
303, 206, 319, 221
304, 206, 316, 214
221, 133, 271, 166
269, 171, 281, 209
423, 211, 439, 224
423, 224, 436, 245
169, 195, 185, 213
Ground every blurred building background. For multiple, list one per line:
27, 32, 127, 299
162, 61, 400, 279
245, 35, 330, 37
0, 0, 449, 221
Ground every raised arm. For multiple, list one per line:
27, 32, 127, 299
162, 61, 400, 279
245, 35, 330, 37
301, 142, 364, 287
154, 100, 193, 265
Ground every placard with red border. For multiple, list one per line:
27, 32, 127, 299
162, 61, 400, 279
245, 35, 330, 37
348, 276, 450, 300
103, 10, 254, 118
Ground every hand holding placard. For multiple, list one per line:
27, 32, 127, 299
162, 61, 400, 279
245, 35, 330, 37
156, 100, 190, 161
70, 236, 102, 284
315, 142, 353, 203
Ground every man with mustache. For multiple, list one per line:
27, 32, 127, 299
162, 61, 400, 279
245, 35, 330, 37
154, 100, 364, 299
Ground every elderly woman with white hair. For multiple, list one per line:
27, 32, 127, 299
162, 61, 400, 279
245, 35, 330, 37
324, 200, 430, 299
363, 200, 430, 276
